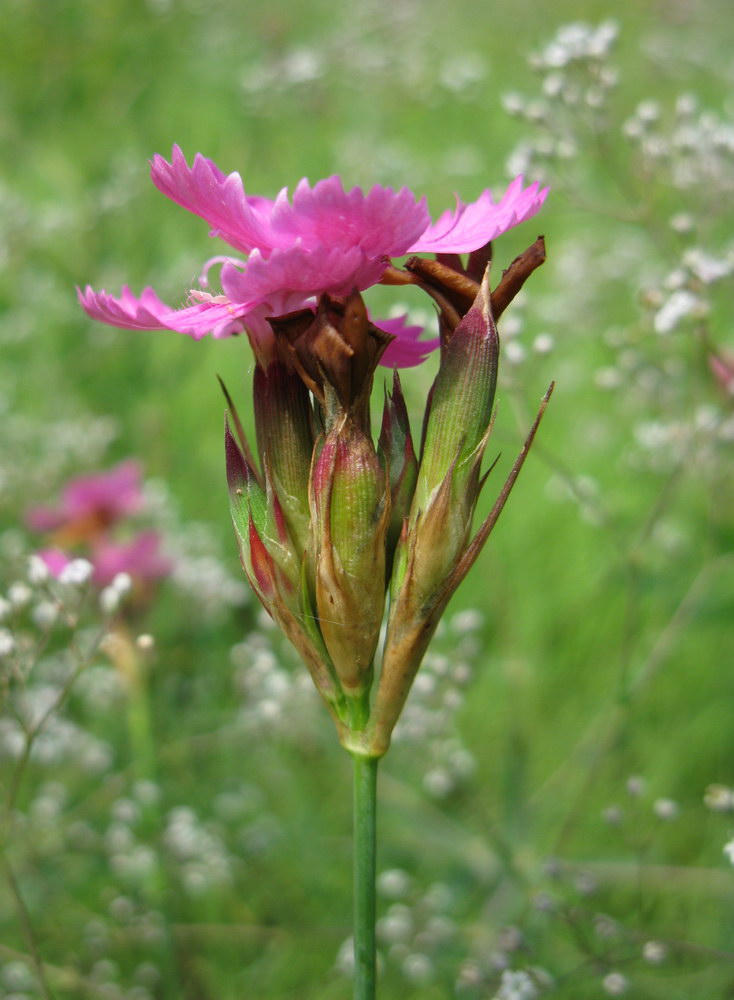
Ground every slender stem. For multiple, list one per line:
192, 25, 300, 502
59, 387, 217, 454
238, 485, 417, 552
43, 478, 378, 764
3, 858, 55, 1000
352, 753, 378, 1000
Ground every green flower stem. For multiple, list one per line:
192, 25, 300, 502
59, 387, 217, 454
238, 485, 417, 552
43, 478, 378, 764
352, 752, 378, 1000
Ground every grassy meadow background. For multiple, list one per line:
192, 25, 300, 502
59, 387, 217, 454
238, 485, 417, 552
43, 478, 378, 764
2, 0, 734, 997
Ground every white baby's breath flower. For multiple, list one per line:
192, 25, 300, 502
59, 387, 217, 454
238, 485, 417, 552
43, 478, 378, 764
533, 333, 554, 354
504, 341, 526, 365
493, 968, 538, 1000
99, 587, 120, 615
653, 290, 704, 334
653, 797, 679, 820
602, 971, 628, 995
112, 572, 132, 596
59, 559, 94, 587
704, 784, 734, 812
32, 601, 58, 630
8, 582, 32, 609
0, 628, 16, 658
27, 554, 50, 586
642, 940, 667, 964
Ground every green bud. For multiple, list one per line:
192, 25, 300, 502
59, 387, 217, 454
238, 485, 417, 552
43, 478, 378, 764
225, 421, 343, 713
253, 360, 314, 560
310, 416, 389, 699
415, 269, 498, 515
369, 273, 500, 754
378, 371, 418, 573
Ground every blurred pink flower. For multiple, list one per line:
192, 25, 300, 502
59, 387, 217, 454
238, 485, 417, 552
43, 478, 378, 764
709, 352, 734, 397
92, 531, 173, 585
79, 146, 547, 363
26, 460, 143, 533
38, 531, 172, 587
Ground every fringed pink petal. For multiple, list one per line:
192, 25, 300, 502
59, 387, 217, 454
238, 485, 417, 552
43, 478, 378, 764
408, 177, 549, 254
269, 176, 430, 257
222, 245, 388, 304
150, 145, 278, 254
78, 285, 173, 330
78, 285, 248, 340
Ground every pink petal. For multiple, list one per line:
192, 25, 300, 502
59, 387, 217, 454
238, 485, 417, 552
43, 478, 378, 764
64, 460, 143, 520
408, 177, 549, 254
92, 531, 173, 585
150, 145, 277, 255
151, 149, 431, 260
27, 461, 144, 530
222, 245, 388, 306
78, 285, 249, 340
78, 285, 173, 330
26, 506, 68, 532
376, 315, 439, 368
268, 175, 430, 256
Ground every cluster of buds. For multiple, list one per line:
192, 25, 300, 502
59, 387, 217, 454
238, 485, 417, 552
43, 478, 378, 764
226, 241, 550, 758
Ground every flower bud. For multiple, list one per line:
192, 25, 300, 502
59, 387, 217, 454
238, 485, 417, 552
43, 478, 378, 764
310, 417, 389, 699
365, 272, 552, 755
378, 371, 418, 571
252, 360, 314, 559
225, 422, 343, 713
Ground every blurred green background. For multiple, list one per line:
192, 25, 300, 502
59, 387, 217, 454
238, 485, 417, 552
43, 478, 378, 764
2, 0, 734, 997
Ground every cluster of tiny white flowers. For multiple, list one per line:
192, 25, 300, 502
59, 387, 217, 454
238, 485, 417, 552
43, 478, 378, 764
231, 630, 318, 736
704, 784, 734, 812
163, 806, 234, 896
492, 968, 540, 1000
642, 243, 734, 336
99, 571, 133, 616
628, 405, 734, 474
0, 561, 117, 780
530, 21, 619, 70
58, 557, 94, 587
392, 609, 485, 798
623, 94, 734, 194
503, 21, 619, 182
455, 953, 552, 999
0, 412, 118, 510
374, 876, 458, 989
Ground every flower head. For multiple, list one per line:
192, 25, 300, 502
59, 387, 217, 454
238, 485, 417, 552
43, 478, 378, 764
80, 146, 547, 364
81, 147, 551, 755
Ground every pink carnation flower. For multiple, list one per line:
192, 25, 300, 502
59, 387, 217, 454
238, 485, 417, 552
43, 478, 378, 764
79, 146, 547, 365
92, 531, 173, 586
38, 531, 172, 587
26, 461, 143, 533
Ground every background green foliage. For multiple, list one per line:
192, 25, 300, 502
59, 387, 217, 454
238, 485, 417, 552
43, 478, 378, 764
2, 0, 734, 997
